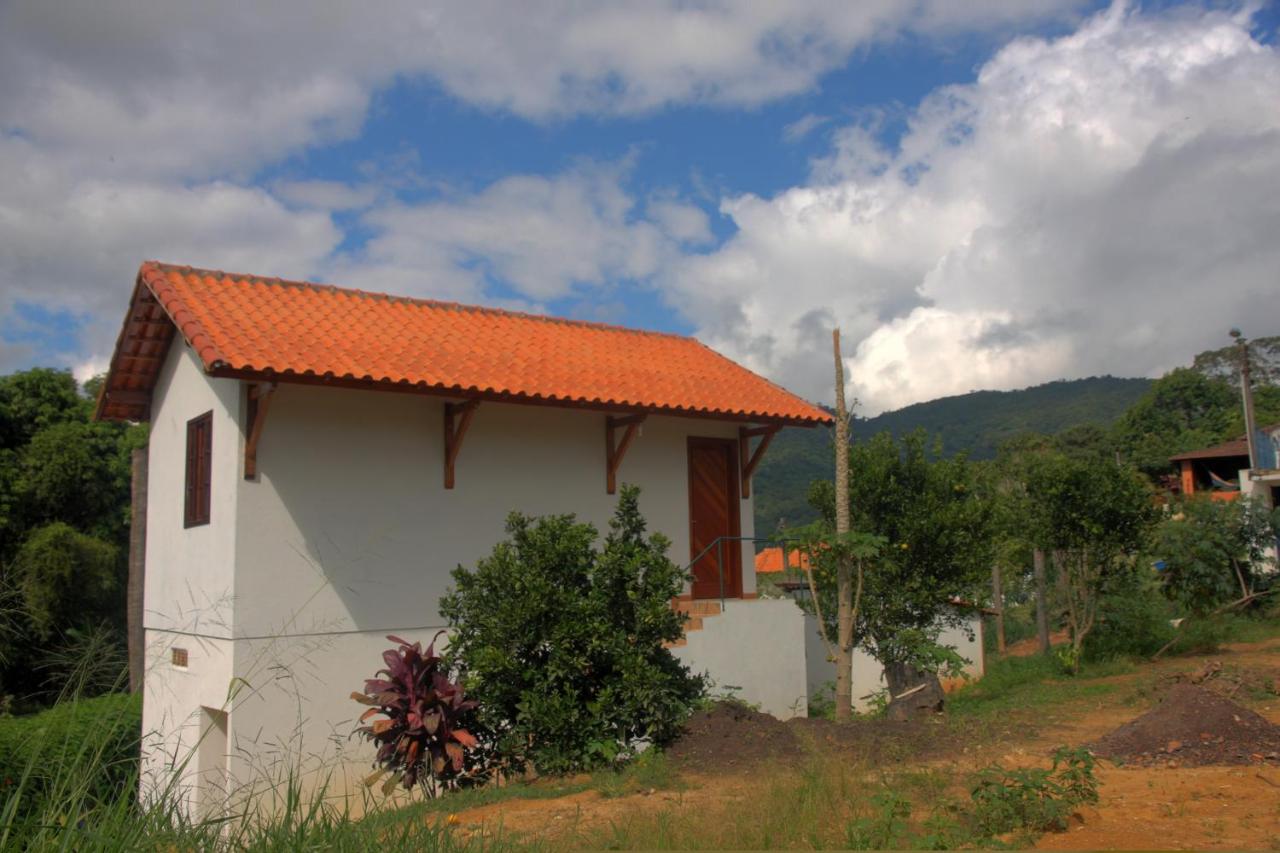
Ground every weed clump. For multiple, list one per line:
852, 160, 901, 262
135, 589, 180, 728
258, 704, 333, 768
970, 746, 1099, 836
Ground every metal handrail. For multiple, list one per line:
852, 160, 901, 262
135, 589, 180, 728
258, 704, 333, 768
683, 535, 803, 606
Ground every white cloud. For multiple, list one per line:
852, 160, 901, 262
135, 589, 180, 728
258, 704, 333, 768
336, 164, 707, 304
0, 0, 1089, 373
663, 3, 1280, 413
783, 113, 831, 144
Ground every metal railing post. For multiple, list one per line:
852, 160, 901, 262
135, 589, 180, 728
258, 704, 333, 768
717, 537, 725, 606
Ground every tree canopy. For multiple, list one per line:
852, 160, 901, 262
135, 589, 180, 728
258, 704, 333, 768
0, 369, 146, 707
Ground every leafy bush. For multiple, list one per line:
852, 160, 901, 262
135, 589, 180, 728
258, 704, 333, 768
1155, 495, 1278, 614
440, 486, 704, 774
1083, 570, 1176, 661
970, 746, 1098, 836
352, 633, 479, 793
0, 691, 140, 822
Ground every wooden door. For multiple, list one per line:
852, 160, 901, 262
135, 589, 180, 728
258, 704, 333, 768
687, 437, 741, 599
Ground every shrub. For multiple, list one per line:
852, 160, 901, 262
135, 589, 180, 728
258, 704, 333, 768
1155, 495, 1278, 614
352, 633, 479, 793
0, 691, 140, 822
440, 486, 704, 774
1083, 570, 1176, 661
970, 745, 1098, 836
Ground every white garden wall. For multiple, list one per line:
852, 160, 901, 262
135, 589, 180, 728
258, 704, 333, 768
804, 611, 985, 713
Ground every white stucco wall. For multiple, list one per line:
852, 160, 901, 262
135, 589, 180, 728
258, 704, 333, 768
672, 598, 809, 719
140, 342, 241, 804
142, 358, 787, 808
804, 611, 985, 713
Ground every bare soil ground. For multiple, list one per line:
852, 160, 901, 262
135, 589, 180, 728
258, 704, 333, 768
446, 637, 1280, 850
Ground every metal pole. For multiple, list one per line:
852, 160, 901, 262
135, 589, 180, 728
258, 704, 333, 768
717, 537, 725, 605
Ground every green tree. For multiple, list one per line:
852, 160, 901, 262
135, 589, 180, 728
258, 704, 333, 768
0, 368, 146, 706
1025, 456, 1154, 670
1155, 495, 1278, 615
0, 369, 84, 451
1111, 368, 1238, 478
440, 486, 703, 773
807, 430, 994, 695
12, 523, 120, 640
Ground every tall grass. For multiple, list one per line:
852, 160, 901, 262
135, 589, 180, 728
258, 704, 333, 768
0, 687, 536, 852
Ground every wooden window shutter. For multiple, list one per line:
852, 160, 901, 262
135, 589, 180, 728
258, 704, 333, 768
185, 412, 213, 527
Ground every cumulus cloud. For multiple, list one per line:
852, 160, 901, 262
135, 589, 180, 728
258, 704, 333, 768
335, 164, 709, 306
0, 0, 1087, 373
664, 3, 1280, 413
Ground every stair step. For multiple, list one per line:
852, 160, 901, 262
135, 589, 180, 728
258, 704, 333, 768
675, 600, 722, 617
683, 616, 703, 632
663, 637, 688, 648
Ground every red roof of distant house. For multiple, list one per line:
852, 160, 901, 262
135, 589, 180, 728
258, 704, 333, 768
95, 262, 833, 426
754, 547, 812, 573
1168, 438, 1250, 462
1168, 424, 1280, 463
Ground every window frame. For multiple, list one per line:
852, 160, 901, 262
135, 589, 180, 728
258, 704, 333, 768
184, 411, 213, 527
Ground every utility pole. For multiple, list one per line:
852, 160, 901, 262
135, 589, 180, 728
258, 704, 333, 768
1231, 329, 1259, 471
832, 328, 854, 722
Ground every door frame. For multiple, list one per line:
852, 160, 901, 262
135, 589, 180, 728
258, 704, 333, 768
686, 436, 742, 599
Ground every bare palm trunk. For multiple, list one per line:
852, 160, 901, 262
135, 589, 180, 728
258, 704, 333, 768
832, 329, 855, 722
1033, 549, 1050, 655
991, 562, 1006, 656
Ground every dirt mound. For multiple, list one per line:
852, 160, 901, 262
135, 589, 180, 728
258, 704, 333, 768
667, 701, 800, 769
1091, 683, 1280, 767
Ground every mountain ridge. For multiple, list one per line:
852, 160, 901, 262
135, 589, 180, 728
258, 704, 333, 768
753, 375, 1153, 533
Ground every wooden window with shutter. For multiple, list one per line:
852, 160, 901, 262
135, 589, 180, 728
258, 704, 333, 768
185, 411, 213, 527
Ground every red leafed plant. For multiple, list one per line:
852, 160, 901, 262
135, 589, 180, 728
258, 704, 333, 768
352, 632, 479, 793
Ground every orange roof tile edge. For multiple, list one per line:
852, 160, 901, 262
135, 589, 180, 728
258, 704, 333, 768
95, 261, 833, 427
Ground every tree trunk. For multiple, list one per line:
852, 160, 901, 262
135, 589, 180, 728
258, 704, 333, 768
128, 446, 147, 693
991, 563, 1006, 656
1033, 549, 1050, 655
832, 328, 854, 722
884, 662, 945, 721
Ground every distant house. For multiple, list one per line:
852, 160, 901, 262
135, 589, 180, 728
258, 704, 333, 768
96, 261, 829, 814
754, 545, 811, 573
1170, 423, 1280, 505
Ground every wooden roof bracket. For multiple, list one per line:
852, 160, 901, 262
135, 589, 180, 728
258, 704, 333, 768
606, 413, 647, 494
244, 382, 277, 479
739, 424, 781, 499
444, 399, 480, 489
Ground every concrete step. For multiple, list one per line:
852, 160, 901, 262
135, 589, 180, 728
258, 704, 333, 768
675, 600, 722, 618
664, 599, 722, 648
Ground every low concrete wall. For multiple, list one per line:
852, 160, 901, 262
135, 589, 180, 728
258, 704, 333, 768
673, 598, 809, 719
804, 612, 984, 713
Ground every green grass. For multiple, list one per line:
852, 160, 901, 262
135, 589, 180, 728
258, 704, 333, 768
948, 654, 1130, 720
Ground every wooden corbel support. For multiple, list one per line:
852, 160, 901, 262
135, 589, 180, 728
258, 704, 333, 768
244, 382, 277, 479
444, 399, 480, 489
606, 414, 647, 494
738, 424, 781, 499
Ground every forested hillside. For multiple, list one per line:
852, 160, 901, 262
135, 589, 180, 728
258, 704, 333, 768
753, 376, 1153, 533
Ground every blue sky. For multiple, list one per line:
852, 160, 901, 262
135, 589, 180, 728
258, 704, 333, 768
2, 1, 1278, 412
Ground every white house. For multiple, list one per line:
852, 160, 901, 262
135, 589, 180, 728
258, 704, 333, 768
95, 261, 829, 816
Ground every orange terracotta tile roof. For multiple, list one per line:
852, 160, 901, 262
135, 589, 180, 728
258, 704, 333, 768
754, 546, 811, 574
96, 262, 832, 426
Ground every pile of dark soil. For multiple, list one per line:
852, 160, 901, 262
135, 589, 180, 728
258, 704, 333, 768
1091, 684, 1280, 767
668, 701, 961, 771
667, 701, 800, 769
787, 716, 954, 764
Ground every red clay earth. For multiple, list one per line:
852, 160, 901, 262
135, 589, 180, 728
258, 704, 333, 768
1090, 683, 1280, 767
